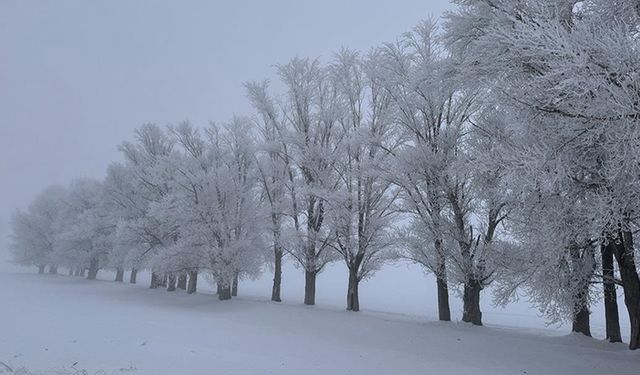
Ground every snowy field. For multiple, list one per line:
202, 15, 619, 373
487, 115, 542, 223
0, 261, 638, 375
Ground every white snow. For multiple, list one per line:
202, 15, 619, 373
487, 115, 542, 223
0, 263, 637, 375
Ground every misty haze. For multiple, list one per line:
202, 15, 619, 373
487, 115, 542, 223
1, 1, 640, 374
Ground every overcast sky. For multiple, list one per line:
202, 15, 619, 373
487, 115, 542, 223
0, 0, 452, 256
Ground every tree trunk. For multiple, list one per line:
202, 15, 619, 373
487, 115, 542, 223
216, 283, 222, 295
80, 268, 86, 277
115, 268, 124, 282
74, 267, 81, 276
436, 277, 451, 322
613, 230, 640, 350
346, 268, 360, 312
602, 242, 622, 343
68, 268, 73, 276
572, 301, 592, 337
232, 273, 238, 297
177, 273, 187, 290
435, 255, 451, 321
304, 270, 317, 306
218, 282, 232, 301
161, 274, 168, 287
150, 272, 161, 289
87, 268, 98, 280
38, 264, 46, 274
129, 268, 138, 284
569, 245, 592, 337
167, 274, 176, 291
87, 259, 99, 280
271, 238, 283, 302
48, 265, 58, 274
187, 270, 198, 294
462, 279, 482, 326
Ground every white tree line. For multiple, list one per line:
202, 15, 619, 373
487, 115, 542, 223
9, 0, 640, 350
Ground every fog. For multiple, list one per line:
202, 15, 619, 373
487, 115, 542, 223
0, 0, 451, 259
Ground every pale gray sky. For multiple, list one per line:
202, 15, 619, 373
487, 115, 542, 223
0, 0, 452, 256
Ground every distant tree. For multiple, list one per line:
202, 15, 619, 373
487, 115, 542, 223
103, 162, 146, 283
53, 179, 114, 280
9, 185, 67, 273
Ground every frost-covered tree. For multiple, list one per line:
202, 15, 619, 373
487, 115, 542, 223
246, 81, 290, 302
164, 120, 265, 300
377, 19, 478, 322
376, 18, 511, 326
103, 162, 147, 283
117, 124, 178, 289
271, 57, 342, 306
327, 49, 400, 311
450, 107, 510, 326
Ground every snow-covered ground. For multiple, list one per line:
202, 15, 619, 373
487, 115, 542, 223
0, 261, 638, 375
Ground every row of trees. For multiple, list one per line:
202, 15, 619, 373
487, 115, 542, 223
10, 0, 640, 349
